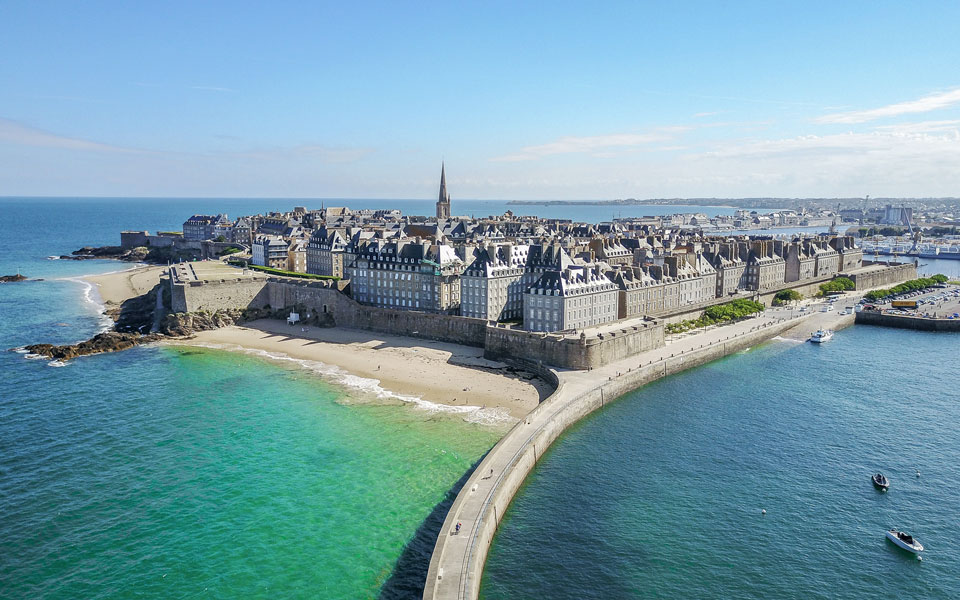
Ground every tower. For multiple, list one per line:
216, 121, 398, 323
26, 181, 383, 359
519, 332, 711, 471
436, 163, 451, 220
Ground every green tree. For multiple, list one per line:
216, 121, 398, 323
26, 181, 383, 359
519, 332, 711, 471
773, 289, 802, 306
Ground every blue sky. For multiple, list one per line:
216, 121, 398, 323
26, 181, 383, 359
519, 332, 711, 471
2, 1, 960, 199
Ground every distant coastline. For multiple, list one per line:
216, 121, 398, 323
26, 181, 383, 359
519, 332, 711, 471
506, 197, 960, 210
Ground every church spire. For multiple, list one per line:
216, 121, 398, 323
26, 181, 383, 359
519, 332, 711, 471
436, 162, 451, 219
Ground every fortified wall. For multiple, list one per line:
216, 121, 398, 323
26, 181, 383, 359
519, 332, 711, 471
849, 261, 917, 290
855, 310, 960, 332
170, 274, 664, 369
485, 321, 662, 370
122, 230, 241, 259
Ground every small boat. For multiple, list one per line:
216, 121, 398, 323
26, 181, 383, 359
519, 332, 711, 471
872, 473, 889, 490
809, 329, 833, 343
886, 529, 923, 553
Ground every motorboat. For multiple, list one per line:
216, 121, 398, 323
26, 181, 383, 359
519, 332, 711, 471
886, 529, 923, 554
872, 473, 889, 491
809, 329, 833, 343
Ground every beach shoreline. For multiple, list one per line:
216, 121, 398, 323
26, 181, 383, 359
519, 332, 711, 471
81, 264, 167, 306
168, 319, 552, 422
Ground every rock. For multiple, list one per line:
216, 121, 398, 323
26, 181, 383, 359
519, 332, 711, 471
23, 331, 164, 360
68, 245, 199, 264
0, 274, 27, 282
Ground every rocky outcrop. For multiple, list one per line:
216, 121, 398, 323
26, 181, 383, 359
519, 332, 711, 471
0, 274, 27, 282
112, 284, 162, 334
160, 308, 252, 336
23, 331, 164, 360
66, 245, 200, 264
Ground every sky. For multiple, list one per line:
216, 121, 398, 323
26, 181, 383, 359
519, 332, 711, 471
2, 1, 960, 200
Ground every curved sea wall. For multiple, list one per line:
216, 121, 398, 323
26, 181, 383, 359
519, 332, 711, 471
422, 316, 803, 600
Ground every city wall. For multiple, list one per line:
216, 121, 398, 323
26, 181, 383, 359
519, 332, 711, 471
173, 277, 661, 367
850, 261, 917, 290
423, 316, 803, 600
121, 231, 241, 259
170, 277, 271, 313
855, 310, 960, 332
484, 321, 663, 370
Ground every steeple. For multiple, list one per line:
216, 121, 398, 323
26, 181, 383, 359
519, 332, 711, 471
436, 162, 451, 220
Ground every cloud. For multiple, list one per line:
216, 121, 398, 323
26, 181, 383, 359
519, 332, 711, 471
692, 111, 722, 118
816, 88, 960, 124
490, 132, 675, 162
191, 86, 236, 93
0, 117, 137, 153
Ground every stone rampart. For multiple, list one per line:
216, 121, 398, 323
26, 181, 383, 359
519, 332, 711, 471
850, 261, 918, 290
485, 320, 663, 370
171, 277, 270, 313
855, 310, 960, 331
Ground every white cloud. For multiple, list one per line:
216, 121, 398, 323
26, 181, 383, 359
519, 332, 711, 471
0, 117, 136, 153
816, 88, 960, 124
490, 132, 675, 162
191, 86, 236, 93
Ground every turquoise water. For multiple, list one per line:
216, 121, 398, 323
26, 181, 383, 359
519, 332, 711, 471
0, 198, 507, 598
482, 327, 960, 599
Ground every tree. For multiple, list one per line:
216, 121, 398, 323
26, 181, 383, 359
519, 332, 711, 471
773, 289, 802, 306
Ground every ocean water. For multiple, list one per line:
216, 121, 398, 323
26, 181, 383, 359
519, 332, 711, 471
481, 326, 960, 599
0, 198, 508, 599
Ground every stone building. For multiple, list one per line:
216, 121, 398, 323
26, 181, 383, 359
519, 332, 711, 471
524, 264, 618, 332
831, 235, 864, 271
808, 240, 840, 278
183, 214, 229, 241
232, 217, 252, 245
461, 243, 532, 321
744, 240, 786, 291
287, 239, 307, 273
703, 241, 748, 297
306, 228, 347, 277
346, 238, 464, 314
783, 240, 815, 283
588, 238, 633, 267
251, 235, 289, 269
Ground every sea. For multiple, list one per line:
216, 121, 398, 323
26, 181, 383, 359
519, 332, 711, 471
1, 197, 958, 599
481, 276, 960, 598
0, 197, 517, 600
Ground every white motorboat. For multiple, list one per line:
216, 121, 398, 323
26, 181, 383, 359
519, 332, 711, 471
809, 329, 833, 343
886, 529, 923, 554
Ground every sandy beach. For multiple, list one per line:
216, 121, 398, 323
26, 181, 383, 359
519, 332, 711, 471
83, 265, 167, 305
176, 319, 552, 421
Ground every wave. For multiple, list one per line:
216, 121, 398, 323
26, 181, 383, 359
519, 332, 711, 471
56, 277, 114, 333
47, 360, 69, 367
177, 342, 515, 426
771, 336, 804, 344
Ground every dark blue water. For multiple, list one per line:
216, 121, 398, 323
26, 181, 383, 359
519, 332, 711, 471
482, 327, 960, 599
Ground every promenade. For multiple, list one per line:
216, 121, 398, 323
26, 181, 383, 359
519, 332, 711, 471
423, 302, 855, 600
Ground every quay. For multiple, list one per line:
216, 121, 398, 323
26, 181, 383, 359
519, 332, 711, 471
422, 304, 845, 600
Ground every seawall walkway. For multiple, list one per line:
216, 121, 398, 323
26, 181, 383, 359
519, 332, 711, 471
423, 306, 821, 600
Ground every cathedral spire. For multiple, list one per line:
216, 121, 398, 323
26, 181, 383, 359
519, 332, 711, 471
436, 162, 451, 219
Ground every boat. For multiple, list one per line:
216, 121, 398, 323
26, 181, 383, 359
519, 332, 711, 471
809, 329, 833, 343
872, 473, 889, 490
886, 529, 923, 554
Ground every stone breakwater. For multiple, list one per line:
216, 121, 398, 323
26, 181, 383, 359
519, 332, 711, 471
423, 314, 811, 600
